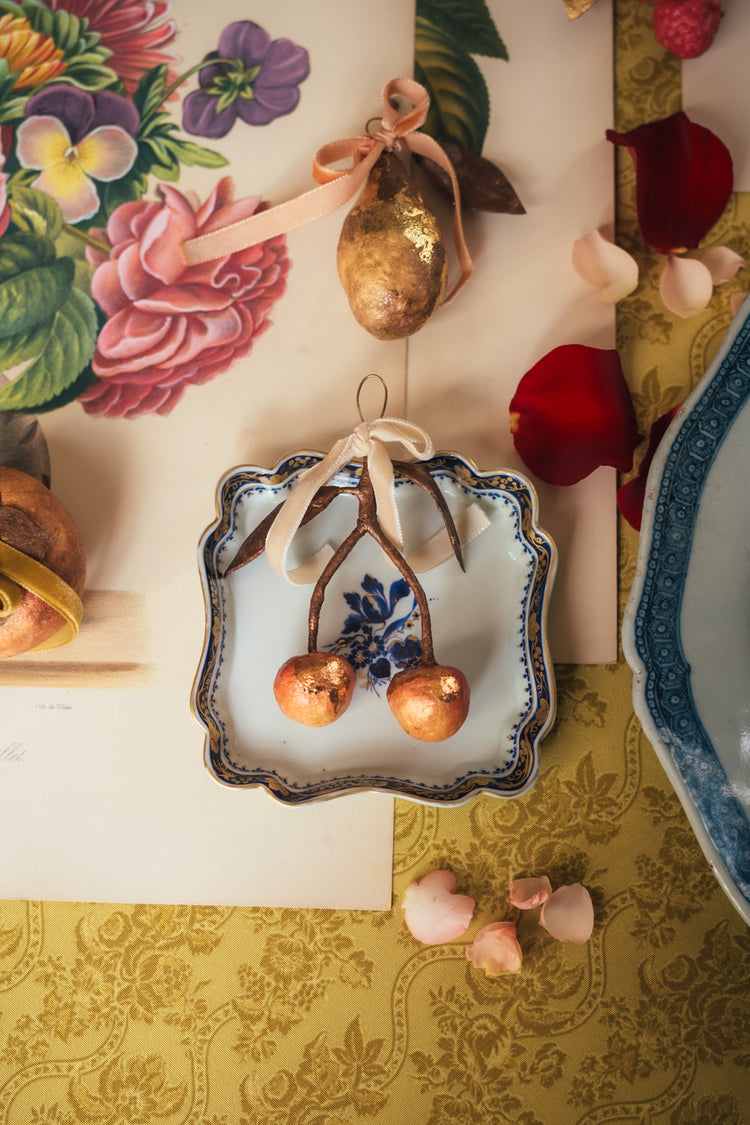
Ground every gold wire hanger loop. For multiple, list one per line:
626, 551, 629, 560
356, 374, 389, 422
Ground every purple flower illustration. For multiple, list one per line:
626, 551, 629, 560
182, 21, 310, 139
16, 87, 139, 223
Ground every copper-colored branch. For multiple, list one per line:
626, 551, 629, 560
308, 523, 365, 652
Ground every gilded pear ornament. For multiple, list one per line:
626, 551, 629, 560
337, 151, 448, 340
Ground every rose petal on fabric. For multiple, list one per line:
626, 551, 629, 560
465, 922, 523, 975
659, 256, 713, 318
539, 883, 594, 944
700, 246, 745, 286
508, 875, 552, 911
606, 112, 733, 254
509, 344, 642, 486
617, 405, 681, 531
402, 870, 475, 945
572, 230, 639, 302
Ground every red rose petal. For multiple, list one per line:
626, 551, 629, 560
509, 344, 642, 486
617, 405, 681, 530
606, 112, 733, 254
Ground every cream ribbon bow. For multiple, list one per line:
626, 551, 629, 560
265, 417, 433, 585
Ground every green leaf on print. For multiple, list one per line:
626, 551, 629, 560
415, 15, 490, 153
8, 186, 64, 241
0, 233, 56, 283
0, 286, 97, 411
417, 0, 508, 60
0, 259, 73, 338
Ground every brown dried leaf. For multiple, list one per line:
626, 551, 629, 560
420, 142, 525, 215
392, 460, 464, 571
224, 486, 342, 576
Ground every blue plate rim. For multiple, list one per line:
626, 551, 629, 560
623, 296, 750, 925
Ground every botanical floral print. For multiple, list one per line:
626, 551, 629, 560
48, 0, 179, 96
79, 178, 289, 417
16, 87, 139, 222
0, 4, 309, 418
182, 21, 310, 139
0, 12, 66, 90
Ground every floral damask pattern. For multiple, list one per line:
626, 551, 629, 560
0, 3, 748, 1123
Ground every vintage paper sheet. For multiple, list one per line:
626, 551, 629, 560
0, 0, 615, 907
0, 0, 414, 910
408, 0, 617, 664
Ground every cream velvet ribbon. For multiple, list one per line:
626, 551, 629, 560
265, 418, 432, 585
264, 418, 491, 585
181, 77, 473, 305
0, 540, 83, 651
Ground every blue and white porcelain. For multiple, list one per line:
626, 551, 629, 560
624, 295, 750, 926
193, 451, 556, 806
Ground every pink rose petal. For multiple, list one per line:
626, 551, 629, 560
465, 921, 523, 975
539, 883, 594, 944
508, 875, 552, 910
402, 869, 475, 945
572, 230, 639, 302
659, 256, 713, 318
700, 246, 745, 286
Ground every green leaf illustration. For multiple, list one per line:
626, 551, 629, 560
415, 15, 490, 153
0, 233, 56, 283
0, 287, 97, 411
0, 258, 73, 338
133, 64, 169, 122
417, 0, 508, 59
8, 185, 64, 241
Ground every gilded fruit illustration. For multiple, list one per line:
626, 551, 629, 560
273, 651, 356, 727
337, 151, 447, 340
387, 663, 470, 742
0, 466, 86, 658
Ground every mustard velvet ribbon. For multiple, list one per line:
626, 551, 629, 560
0, 540, 83, 651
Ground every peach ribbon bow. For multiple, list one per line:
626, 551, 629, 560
181, 77, 473, 305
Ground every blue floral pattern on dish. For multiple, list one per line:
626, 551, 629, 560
326, 574, 422, 692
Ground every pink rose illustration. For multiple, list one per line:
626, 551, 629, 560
79, 177, 289, 417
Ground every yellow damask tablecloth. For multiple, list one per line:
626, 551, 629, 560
0, 5, 748, 1123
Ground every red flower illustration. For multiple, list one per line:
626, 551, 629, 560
79, 178, 289, 418
606, 112, 733, 255
50, 0, 179, 94
509, 345, 642, 486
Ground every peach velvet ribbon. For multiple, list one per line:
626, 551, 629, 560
0, 540, 82, 651
181, 77, 473, 305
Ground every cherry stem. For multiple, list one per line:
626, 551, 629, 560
307, 460, 436, 665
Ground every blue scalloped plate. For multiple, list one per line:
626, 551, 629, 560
192, 451, 556, 805
624, 297, 750, 925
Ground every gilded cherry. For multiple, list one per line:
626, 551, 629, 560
273, 651, 356, 727
387, 664, 470, 742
